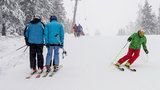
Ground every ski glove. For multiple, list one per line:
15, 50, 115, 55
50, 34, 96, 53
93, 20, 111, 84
25, 38, 30, 46
127, 37, 132, 42
45, 44, 50, 48
59, 43, 63, 48
144, 49, 149, 54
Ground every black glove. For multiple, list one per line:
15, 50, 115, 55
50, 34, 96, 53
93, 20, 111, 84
45, 44, 50, 48
144, 49, 149, 54
127, 37, 132, 42
25, 38, 30, 46
62, 50, 67, 59
59, 43, 63, 48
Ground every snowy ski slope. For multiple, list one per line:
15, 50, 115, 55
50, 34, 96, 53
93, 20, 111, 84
0, 35, 160, 90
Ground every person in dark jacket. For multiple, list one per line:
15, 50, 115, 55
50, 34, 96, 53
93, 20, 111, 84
44, 15, 64, 72
77, 24, 82, 37
73, 24, 77, 37
24, 15, 45, 74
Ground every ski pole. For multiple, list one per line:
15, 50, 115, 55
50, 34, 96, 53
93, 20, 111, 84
23, 46, 28, 52
112, 42, 129, 64
0, 45, 27, 59
16, 45, 27, 51
13, 46, 29, 68
145, 54, 149, 63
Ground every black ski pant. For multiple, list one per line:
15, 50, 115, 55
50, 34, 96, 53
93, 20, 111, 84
29, 44, 44, 70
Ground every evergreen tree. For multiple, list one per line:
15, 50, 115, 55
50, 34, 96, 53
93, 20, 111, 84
0, 4, 2, 34
2, 23, 6, 36
158, 8, 160, 34
140, 0, 158, 34
51, 0, 66, 23
64, 19, 72, 33
19, 0, 36, 24
0, 0, 25, 35
135, 4, 143, 31
35, 0, 66, 23
125, 0, 159, 35
117, 28, 126, 36
0, 0, 70, 36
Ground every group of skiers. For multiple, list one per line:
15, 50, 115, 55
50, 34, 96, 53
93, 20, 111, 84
24, 15, 64, 74
72, 23, 85, 37
24, 14, 149, 74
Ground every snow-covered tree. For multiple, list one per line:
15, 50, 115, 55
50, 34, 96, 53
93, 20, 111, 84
19, 0, 36, 24
0, 0, 25, 36
2, 23, 6, 36
135, 4, 143, 31
35, 0, 68, 31
0, 4, 2, 35
52, 0, 66, 23
20, 0, 67, 32
121, 0, 159, 35
158, 8, 160, 34
138, 0, 158, 34
0, 0, 70, 36
64, 19, 72, 34
117, 28, 126, 36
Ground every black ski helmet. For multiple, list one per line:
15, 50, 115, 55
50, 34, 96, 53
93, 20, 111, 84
50, 15, 57, 22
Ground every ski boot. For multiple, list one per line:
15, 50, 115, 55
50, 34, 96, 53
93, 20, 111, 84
37, 68, 43, 74
115, 62, 124, 71
125, 62, 130, 69
31, 68, 37, 75
46, 66, 51, 72
115, 62, 120, 68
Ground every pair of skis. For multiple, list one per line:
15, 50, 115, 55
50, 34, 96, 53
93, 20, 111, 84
25, 71, 43, 79
42, 65, 63, 78
25, 65, 62, 79
42, 70, 56, 77
116, 66, 136, 72
25, 71, 37, 79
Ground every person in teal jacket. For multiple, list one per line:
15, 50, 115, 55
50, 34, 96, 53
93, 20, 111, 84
24, 15, 45, 74
44, 15, 64, 72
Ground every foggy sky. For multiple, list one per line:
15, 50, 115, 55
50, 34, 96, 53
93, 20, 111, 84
64, 0, 160, 36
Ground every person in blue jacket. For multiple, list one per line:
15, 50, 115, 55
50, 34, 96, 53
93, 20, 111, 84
77, 24, 82, 37
44, 15, 64, 72
24, 15, 45, 74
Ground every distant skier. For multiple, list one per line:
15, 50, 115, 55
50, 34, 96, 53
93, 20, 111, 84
115, 29, 149, 69
77, 24, 81, 37
44, 15, 64, 72
77, 24, 83, 37
24, 15, 45, 74
73, 24, 77, 37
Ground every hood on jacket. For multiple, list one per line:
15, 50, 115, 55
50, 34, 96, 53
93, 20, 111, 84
30, 18, 41, 24
50, 15, 57, 22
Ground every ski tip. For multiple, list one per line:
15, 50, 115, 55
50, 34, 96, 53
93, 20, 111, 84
130, 69, 136, 72
122, 68, 125, 71
36, 75, 41, 78
49, 75, 53, 77
119, 68, 125, 71
25, 76, 30, 79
